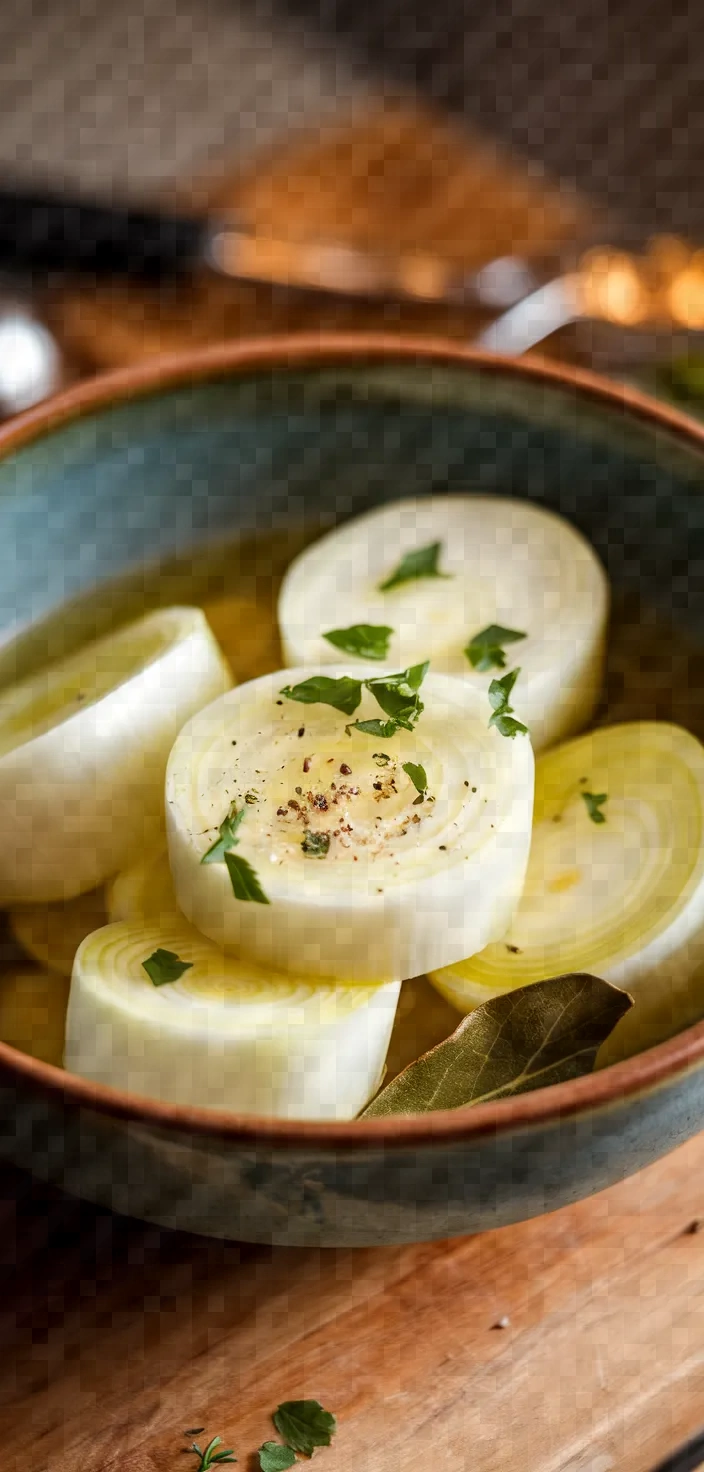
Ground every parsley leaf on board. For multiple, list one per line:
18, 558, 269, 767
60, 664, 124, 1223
582, 790, 608, 824
402, 761, 428, 800
465, 623, 526, 672
487, 668, 529, 739
323, 623, 393, 660
185, 1433, 237, 1468
280, 675, 362, 716
142, 948, 193, 987
301, 831, 331, 858
258, 1445, 296, 1472
224, 852, 270, 904
272, 1401, 337, 1457
201, 803, 247, 865
379, 541, 450, 592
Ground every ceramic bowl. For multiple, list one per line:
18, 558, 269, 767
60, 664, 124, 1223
2, 335, 704, 1248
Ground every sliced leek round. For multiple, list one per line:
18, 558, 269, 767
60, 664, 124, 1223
278, 495, 608, 752
165, 666, 535, 982
430, 722, 704, 1059
10, 888, 108, 976
65, 918, 401, 1119
106, 844, 181, 925
0, 966, 70, 1068
0, 606, 232, 904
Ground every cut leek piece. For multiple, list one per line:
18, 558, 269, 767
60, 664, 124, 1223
278, 495, 609, 752
0, 966, 70, 1068
65, 918, 401, 1119
0, 606, 232, 905
106, 845, 181, 925
430, 722, 704, 1060
165, 666, 535, 982
10, 888, 108, 976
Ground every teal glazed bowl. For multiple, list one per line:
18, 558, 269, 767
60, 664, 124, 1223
2, 335, 704, 1247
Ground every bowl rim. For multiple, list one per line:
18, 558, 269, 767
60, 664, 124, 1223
3, 330, 704, 1151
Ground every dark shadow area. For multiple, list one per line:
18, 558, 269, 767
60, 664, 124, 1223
243, 0, 704, 243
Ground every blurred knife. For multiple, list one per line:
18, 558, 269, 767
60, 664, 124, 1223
0, 182, 547, 307
1, 184, 703, 356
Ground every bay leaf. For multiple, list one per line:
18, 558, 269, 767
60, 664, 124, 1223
361, 972, 633, 1118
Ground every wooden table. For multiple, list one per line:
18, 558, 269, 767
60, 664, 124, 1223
4, 1134, 704, 1472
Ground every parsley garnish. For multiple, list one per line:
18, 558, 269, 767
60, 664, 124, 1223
348, 661, 429, 738
350, 718, 401, 738
142, 948, 193, 987
201, 801, 268, 903
582, 790, 608, 824
487, 668, 529, 739
224, 851, 270, 904
323, 623, 393, 660
379, 541, 450, 591
465, 623, 526, 672
284, 663, 430, 740
301, 831, 330, 858
201, 803, 247, 864
402, 761, 428, 803
280, 675, 362, 716
258, 1446, 296, 1472
272, 1401, 337, 1457
185, 1434, 237, 1468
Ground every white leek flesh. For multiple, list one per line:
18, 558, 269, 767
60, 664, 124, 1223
106, 845, 180, 925
278, 495, 609, 752
165, 666, 535, 982
0, 606, 232, 904
65, 919, 401, 1119
430, 722, 704, 1060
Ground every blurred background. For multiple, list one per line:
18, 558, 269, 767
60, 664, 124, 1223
1, 0, 703, 408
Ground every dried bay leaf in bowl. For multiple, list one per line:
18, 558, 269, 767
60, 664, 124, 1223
362, 973, 633, 1117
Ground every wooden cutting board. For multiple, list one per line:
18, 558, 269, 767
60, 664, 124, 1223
4, 1130, 704, 1472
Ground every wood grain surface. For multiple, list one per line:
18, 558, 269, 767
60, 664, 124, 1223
4, 1132, 704, 1472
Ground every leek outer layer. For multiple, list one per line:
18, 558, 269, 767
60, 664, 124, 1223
65, 918, 401, 1120
430, 721, 704, 1060
165, 666, 535, 983
106, 845, 180, 925
0, 607, 231, 903
278, 495, 609, 753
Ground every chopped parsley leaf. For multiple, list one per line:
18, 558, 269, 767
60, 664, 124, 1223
379, 541, 450, 592
259, 1446, 296, 1472
465, 623, 526, 672
402, 761, 428, 800
272, 1401, 337, 1457
142, 948, 193, 987
301, 831, 331, 858
201, 803, 246, 864
280, 675, 362, 716
323, 623, 393, 660
582, 790, 608, 824
487, 668, 529, 739
224, 852, 270, 904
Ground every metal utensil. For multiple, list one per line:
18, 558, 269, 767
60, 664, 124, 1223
0, 299, 64, 416
479, 237, 704, 353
